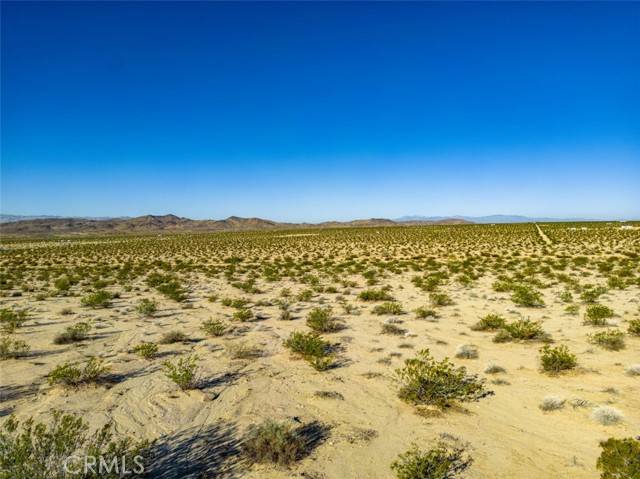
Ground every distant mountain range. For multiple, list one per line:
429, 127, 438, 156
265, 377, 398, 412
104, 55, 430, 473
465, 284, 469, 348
0, 214, 471, 236
395, 215, 601, 224
1, 213, 629, 236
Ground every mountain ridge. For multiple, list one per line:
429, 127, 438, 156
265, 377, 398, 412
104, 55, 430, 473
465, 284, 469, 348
0, 215, 472, 236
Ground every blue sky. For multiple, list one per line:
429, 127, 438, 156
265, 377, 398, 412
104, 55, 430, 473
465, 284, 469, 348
2, 2, 639, 221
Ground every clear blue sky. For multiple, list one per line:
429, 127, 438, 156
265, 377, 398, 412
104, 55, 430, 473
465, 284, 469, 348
2, 2, 639, 221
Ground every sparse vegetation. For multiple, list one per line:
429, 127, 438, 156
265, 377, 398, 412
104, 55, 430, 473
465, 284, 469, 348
589, 330, 625, 351
80, 290, 112, 308
391, 439, 472, 479
539, 344, 577, 373
201, 318, 229, 336
584, 304, 614, 326
163, 354, 198, 390
306, 307, 342, 332
0, 335, 30, 359
596, 437, 640, 479
48, 357, 110, 387
133, 342, 159, 359
0, 410, 149, 479
396, 349, 493, 408
53, 321, 91, 344
242, 419, 306, 466
136, 298, 157, 316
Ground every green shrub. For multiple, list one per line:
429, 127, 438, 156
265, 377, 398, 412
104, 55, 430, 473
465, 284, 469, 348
415, 307, 438, 320
0, 308, 28, 333
584, 304, 614, 326
539, 345, 577, 373
596, 437, 640, 479
306, 307, 341, 332
471, 314, 506, 331
54, 275, 71, 292
48, 357, 110, 387
221, 297, 249, 308
564, 304, 579, 316
430, 293, 453, 307
391, 440, 472, 479
146, 273, 187, 302
80, 290, 112, 308
372, 302, 404, 315
242, 419, 305, 466
284, 331, 330, 358
201, 318, 228, 336
559, 290, 573, 303
296, 289, 314, 302
589, 330, 625, 351
627, 319, 640, 336
163, 354, 198, 390
135, 298, 157, 316
581, 286, 607, 303
510, 285, 544, 307
232, 308, 254, 322
133, 342, 158, 359
53, 322, 91, 344
0, 410, 149, 479
359, 289, 394, 301
0, 335, 30, 360
396, 349, 492, 408
500, 319, 547, 341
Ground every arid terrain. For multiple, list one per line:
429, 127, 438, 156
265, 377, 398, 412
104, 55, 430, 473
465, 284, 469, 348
1, 222, 639, 478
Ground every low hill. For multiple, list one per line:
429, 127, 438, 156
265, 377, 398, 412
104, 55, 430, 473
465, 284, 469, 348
0, 215, 470, 236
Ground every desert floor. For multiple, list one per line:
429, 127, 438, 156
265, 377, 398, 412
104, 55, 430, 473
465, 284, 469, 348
1, 224, 639, 478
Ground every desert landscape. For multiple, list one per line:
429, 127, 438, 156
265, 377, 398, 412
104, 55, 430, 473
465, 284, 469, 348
1, 221, 639, 478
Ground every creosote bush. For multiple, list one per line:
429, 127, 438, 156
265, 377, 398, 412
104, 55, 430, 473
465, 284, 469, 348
242, 419, 305, 466
396, 349, 493, 408
596, 437, 640, 479
391, 439, 472, 479
430, 292, 453, 307
584, 304, 614, 326
359, 288, 394, 301
163, 354, 198, 390
589, 330, 625, 351
0, 335, 30, 360
510, 285, 545, 307
284, 331, 332, 371
415, 307, 438, 320
0, 410, 149, 479
48, 357, 110, 387
373, 302, 404, 315
80, 290, 112, 308
201, 318, 229, 336
539, 344, 577, 373
306, 307, 341, 332
494, 319, 547, 342
0, 308, 28, 333
53, 321, 91, 344
471, 314, 506, 331
627, 319, 640, 336
133, 342, 158, 359
135, 298, 157, 317
232, 307, 254, 322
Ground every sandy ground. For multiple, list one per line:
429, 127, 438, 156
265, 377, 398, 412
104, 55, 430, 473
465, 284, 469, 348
2, 265, 639, 478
